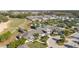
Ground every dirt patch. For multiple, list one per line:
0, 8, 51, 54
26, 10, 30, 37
0, 20, 11, 33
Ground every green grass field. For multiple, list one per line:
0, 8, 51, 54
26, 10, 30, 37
27, 41, 48, 48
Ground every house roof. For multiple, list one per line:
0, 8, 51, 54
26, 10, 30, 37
71, 32, 79, 38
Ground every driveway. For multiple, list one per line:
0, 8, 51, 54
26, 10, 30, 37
47, 36, 65, 48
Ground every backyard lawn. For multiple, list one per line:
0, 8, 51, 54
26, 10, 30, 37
27, 41, 48, 48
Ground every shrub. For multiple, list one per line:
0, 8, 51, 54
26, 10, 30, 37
56, 39, 65, 45
0, 15, 9, 22
0, 31, 11, 42
40, 35, 49, 43
7, 38, 26, 48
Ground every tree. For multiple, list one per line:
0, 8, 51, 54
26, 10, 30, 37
56, 34, 65, 45
57, 23, 66, 28
40, 35, 49, 43
63, 29, 69, 36
0, 15, 9, 22
60, 34, 65, 40
16, 13, 27, 18
9, 13, 28, 18
33, 33, 39, 39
